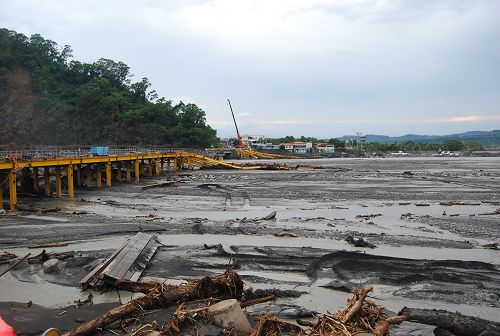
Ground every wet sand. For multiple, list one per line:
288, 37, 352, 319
1, 157, 499, 335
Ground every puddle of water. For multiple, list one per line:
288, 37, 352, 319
0, 274, 85, 308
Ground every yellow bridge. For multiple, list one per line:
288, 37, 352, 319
0, 151, 288, 211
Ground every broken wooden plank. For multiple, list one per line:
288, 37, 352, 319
104, 233, 153, 280
141, 181, 178, 190
79, 240, 128, 287
28, 242, 68, 249
80, 233, 160, 289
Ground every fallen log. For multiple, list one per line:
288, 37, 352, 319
28, 242, 68, 249
64, 269, 243, 336
399, 307, 500, 336
342, 286, 373, 323
114, 278, 169, 294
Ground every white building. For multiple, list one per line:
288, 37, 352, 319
241, 134, 265, 147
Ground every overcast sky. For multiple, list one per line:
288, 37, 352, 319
2, 0, 500, 138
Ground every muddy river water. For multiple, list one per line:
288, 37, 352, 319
1, 157, 499, 335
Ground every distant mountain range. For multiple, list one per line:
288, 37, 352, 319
338, 130, 500, 147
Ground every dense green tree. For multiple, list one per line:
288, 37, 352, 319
442, 140, 464, 151
328, 138, 345, 149
0, 28, 217, 148
463, 141, 483, 151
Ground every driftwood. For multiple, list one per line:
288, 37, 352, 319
0, 252, 17, 265
307, 286, 387, 336
28, 242, 68, 249
273, 231, 298, 238
374, 315, 407, 336
16, 204, 61, 213
114, 278, 169, 294
342, 286, 374, 323
0, 253, 31, 278
241, 294, 277, 308
399, 307, 500, 336
250, 314, 303, 336
64, 269, 243, 336
27, 250, 73, 264
141, 180, 177, 190
440, 201, 481, 206
345, 235, 376, 248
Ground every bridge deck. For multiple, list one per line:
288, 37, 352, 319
0, 151, 253, 211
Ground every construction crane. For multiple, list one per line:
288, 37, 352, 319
227, 99, 244, 148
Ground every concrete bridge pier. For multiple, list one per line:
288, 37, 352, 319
96, 166, 103, 188
44, 167, 51, 196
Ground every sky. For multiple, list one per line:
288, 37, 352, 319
1, 0, 500, 138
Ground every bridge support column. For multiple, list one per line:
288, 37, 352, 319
167, 159, 171, 176
97, 168, 102, 188
67, 165, 74, 199
0, 177, 3, 209
76, 165, 82, 187
126, 163, 131, 182
116, 162, 122, 182
106, 162, 112, 187
134, 160, 140, 182
155, 159, 160, 177
33, 167, 40, 194
44, 167, 51, 196
160, 159, 164, 176
148, 159, 153, 177
141, 160, 146, 177
86, 165, 93, 188
173, 158, 177, 175
9, 169, 17, 211
187, 157, 192, 170
55, 167, 62, 198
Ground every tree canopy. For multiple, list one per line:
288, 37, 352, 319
0, 28, 218, 148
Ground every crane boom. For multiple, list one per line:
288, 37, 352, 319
227, 99, 244, 148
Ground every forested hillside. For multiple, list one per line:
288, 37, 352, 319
0, 28, 217, 148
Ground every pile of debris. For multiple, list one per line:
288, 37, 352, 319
63, 273, 500, 336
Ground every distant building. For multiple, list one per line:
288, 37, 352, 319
252, 143, 281, 150
280, 141, 313, 154
241, 134, 265, 147
313, 142, 335, 153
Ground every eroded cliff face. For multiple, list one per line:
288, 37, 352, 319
0, 68, 36, 147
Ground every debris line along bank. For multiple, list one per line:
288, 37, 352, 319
0, 151, 284, 211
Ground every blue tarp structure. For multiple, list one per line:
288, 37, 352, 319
90, 146, 109, 156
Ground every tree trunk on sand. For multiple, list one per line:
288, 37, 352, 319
65, 270, 243, 336
399, 308, 500, 336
